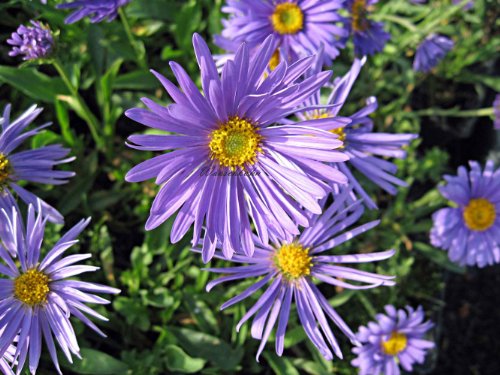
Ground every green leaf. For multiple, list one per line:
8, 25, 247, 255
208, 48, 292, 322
114, 70, 159, 90
0, 66, 68, 102
263, 353, 300, 375
414, 242, 465, 274
164, 345, 206, 373
67, 348, 129, 374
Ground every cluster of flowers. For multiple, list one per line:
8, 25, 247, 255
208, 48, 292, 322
1, 0, 498, 374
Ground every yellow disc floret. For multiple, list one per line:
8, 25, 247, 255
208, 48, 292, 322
352, 0, 369, 32
0, 153, 12, 187
209, 116, 262, 169
463, 198, 496, 231
14, 269, 50, 306
381, 331, 408, 356
309, 112, 347, 145
269, 49, 281, 71
275, 242, 312, 279
271, 3, 304, 35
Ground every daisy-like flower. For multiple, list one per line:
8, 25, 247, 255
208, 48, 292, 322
57, 0, 130, 24
352, 305, 435, 375
0, 104, 74, 224
413, 34, 454, 72
299, 55, 417, 209
345, 0, 391, 56
126, 34, 350, 262
0, 202, 120, 374
202, 188, 395, 360
493, 94, 500, 129
7, 21, 53, 61
430, 160, 500, 267
215, 0, 348, 67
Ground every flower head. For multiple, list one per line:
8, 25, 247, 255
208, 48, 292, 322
215, 0, 348, 67
7, 21, 53, 61
0, 104, 74, 224
202, 188, 395, 360
126, 34, 350, 262
493, 94, 500, 129
346, 0, 390, 56
413, 34, 454, 72
0, 202, 120, 375
298, 55, 417, 209
431, 160, 500, 267
57, 0, 130, 24
352, 305, 435, 375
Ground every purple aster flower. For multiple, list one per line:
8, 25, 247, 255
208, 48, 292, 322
57, 0, 130, 24
493, 94, 500, 129
413, 34, 454, 72
0, 334, 15, 375
201, 188, 395, 360
0, 202, 120, 375
346, 0, 391, 56
298, 55, 417, 209
7, 21, 53, 61
430, 160, 500, 267
215, 0, 348, 67
352, 305, 434, 375
0, 104, 74, 224
126, 34, 350, 262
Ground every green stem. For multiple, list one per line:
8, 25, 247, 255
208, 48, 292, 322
53, 59, 104, 149
356, 292, 377, 318
119, 8, 146, 69
375, 14, 418, 33
414, 107, 494, 118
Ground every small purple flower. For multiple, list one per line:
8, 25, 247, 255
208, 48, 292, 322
346, 0, 391, 56
493, 94, 500, 129
431, 160, 500, 267
57, 0, 130, 24
299, 55, 417, 209
215, 0, 348, 67
352, 305, 435, 375
7, 21, 53, 61
0, 202, 120, 375
413, 34, 454, 72
126, 34, 350, 262
0, 104, 75, 224
202, 189, 395, 360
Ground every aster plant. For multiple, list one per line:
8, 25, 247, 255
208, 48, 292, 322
202, 188, 396, 360
352, 305, 435, 375
7, 21, 53, 61
430, 160, 500, 267
0, 201, 120, 375
0, 104, 74, 224
57, 0, 131, 24
345, 0, 391, 56
126, 34, 350, 262
413, 34, 454, 72
298, 55, 417, 209
215, 0, 348, 67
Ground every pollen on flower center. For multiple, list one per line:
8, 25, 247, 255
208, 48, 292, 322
271, 3, 304, 35
14, 269, 50, 306
275, 242, 312, 279
269, 49, 281, 71
463, 198, 496, 231
381, 331, 407, 356
209, 116, 263, 169
310, 113, 347, 145
352, 0, 369, 32
0, 153, 12, 186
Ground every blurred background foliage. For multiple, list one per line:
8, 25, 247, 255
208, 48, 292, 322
0, 0, 499, 373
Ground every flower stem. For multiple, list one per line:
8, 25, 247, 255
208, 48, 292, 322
414, 107, 494, 118
52, 59, 104, 150
119, 8, 147, 69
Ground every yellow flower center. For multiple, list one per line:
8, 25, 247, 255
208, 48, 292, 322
381, 332, 408, 356
269, 49, 281, 71
271, 3, 304, 35
352, 0, 369, 32
209, 116, 263, 169
14, 269, 50, 306
0, 153, 12, 187
275, 242, 312, 279
309, 113, 346, 145
463, 198, 496, 231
